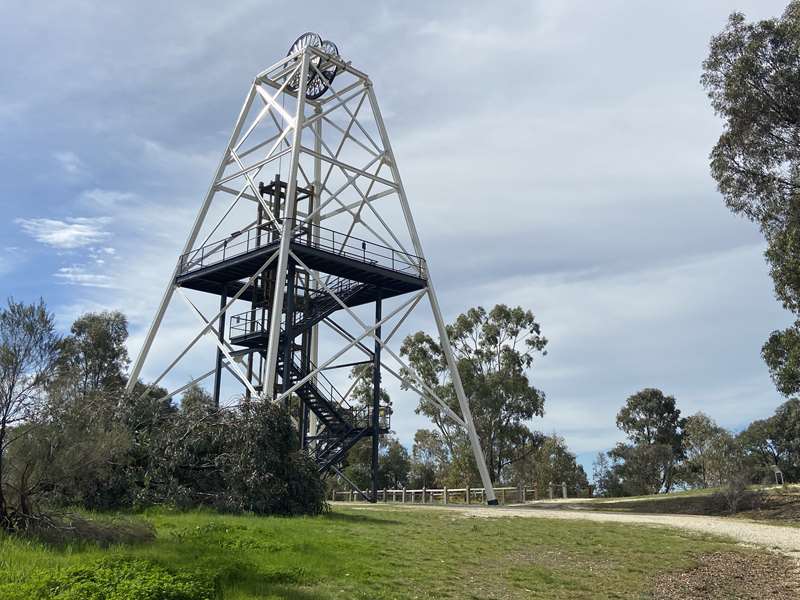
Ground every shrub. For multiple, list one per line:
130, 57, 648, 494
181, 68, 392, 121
215, 401, 327, 516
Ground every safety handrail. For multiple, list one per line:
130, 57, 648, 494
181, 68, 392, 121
228, 275, 366, 337
178, 219, 425, 279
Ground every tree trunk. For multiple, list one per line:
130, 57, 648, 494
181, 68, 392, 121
0, 427, 8, 529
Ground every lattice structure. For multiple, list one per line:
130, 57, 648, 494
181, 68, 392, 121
127, 36, 498, 504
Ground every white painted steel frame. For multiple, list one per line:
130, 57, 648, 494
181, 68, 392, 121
125, 46, 498, 504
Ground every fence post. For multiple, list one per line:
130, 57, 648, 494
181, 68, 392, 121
466, 485, 470, 505
402, 487, 406, 503
521, 485, 526, 503
500, 488, 505, 504
350, 490, 354, 502
384, 487, 388, 503
562, 481, 567, 499
422, 487, 427, 504
548, 482, 554, 500
533, 483, 538, 501
443, 486, 448, 505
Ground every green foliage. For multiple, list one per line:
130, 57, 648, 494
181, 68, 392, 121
408, 428, 449, 488
510, 434, 588, 494
702, 3, 800, 233
598, 394, 800, 497
336, 435, 411, 492
703, 4, 800, 396
141, 396, 326, 515
56, 311, 129, 400
401, 304, 547, 484
711, 435, 758, 514
680, 412, 732, 488
4, 557, 217, 600
594, 389, 685, 496
379, 438, 410, 488
4, 306, 325, 520
0, 298, 60, 528
762, 326, 800, 396
738, 398, 800, 481
592, 452, 623, 498
214, 401, 326, 516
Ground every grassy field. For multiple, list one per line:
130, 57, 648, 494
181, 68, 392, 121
0, 505, 770, 600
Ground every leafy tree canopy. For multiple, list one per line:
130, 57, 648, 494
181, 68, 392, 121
703, 4, 800, 396
401, 304, 547, 483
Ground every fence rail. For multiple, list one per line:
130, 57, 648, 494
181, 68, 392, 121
332, 482, 590, 505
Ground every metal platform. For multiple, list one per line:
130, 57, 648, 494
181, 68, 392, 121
174, 220, 427, 299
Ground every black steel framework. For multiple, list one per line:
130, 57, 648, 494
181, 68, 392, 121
175, 177, 423, 500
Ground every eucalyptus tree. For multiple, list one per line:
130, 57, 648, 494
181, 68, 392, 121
0, 299, 60, 528
611, 388, 685, 494
703, 3, 800, 394
400, 304, 547, 483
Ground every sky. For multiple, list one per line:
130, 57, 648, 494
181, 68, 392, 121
0, 0, 794, 477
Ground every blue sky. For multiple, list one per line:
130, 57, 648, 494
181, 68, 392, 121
0, 1, 794, 475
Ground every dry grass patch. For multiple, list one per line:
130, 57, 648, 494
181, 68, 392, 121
650, 552, 800, 599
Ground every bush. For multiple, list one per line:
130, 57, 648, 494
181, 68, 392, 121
215, 401, 327, 516
712, 436, 764, 514
146, 399, 327, 516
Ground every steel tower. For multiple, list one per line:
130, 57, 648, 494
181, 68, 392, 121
126, 34, 498, 504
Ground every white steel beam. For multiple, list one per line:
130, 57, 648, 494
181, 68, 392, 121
263, 50, 311, 396
275, 289, 425, 403
126, 83, 258, 393
177, 289, 259, 398
365, 84, 498, 504
141, 250, 279, 396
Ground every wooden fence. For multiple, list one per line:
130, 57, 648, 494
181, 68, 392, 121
332, 482, 587, 505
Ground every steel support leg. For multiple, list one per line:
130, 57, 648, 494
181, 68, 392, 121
213, 284, 228, 408
371, 294, 382, 503
281, 261, 296, 405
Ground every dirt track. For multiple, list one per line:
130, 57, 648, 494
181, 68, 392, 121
347, 502, 800, 559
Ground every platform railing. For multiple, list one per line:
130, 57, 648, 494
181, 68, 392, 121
228, 275, 364, 338
299, 357, 391, 431
178, 219, 426, 279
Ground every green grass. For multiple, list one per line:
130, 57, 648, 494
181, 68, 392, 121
0, 505, 756, 599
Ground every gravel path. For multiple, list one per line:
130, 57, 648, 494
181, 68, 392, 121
349, 503, 800, 559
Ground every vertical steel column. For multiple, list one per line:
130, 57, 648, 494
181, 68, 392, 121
264, 51, 310, 397
281, 261, 296, 405
308, 106, 322, 440
365, 85, 498, 504
212, 284, 228, 408
246, 189, 266, 401
371, 294, 382, 503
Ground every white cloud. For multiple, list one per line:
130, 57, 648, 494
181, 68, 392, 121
3, 0, 793, 471
16, 217, 111, 249
79, 189, 137, 208
54, 266, 114, 288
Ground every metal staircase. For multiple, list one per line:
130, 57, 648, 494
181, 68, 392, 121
276, 355, 389, 472
228, 273, 391, 473
228, 275, 375, 348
